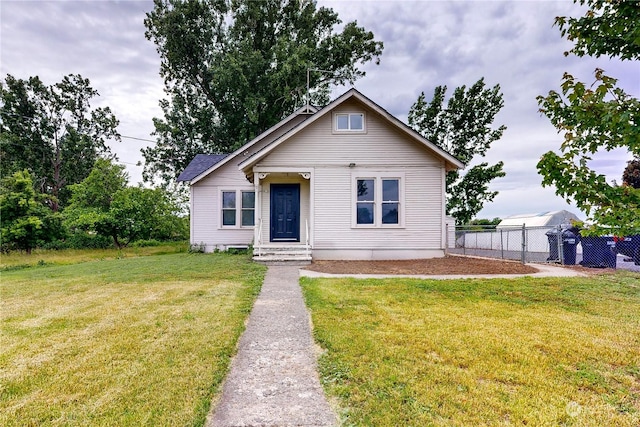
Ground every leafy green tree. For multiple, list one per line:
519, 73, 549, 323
537, 0, 640, 235
469, 217, 502, 230
66, 158, 129, 211
555, 0, 640, 60
143, 0, 383, 184
66, 159, 185, 248
106, 187, 185, 246
408, 78, 506, 225
469, 217, 502, 228
64, 159, 128, 246
0, 170, 62, 253
0, 74, 120, 211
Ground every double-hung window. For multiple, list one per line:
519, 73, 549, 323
221, 190, 255, 227
356, 179, 375, 224
222, 191, 237, 226
241, 191, 255, 226
381, 179, 399, 224
353, 174, 403, 227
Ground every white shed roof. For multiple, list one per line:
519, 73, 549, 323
497, 210, 581, 228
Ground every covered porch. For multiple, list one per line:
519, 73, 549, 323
248, 167, 314, 263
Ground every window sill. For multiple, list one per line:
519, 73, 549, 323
333, 129, 367, 135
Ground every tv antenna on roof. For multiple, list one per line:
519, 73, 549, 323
306, 68, 335, 111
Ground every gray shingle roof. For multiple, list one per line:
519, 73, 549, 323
177, 154, 229, 182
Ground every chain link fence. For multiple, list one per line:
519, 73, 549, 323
445, 224, 640, 269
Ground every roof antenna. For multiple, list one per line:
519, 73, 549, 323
306, 68, 335, 112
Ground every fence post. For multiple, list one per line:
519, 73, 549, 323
445, 223, 449, 255
521, 224, 526, 264
463, 230, 466, 255
558, 225, 564, 265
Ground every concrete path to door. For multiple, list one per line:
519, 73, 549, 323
206, 265, 337, 427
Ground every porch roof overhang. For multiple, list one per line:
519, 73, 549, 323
238, 88, 465, 175
244, 167, 313, 183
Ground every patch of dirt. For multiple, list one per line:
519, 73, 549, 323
303, 255, 539, 275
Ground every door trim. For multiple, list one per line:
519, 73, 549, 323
270, 183, 300, 242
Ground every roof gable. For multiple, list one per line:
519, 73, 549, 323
238, 88, 464, 172
184, 104, 317, 184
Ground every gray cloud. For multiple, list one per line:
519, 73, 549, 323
2, 0, 637, 218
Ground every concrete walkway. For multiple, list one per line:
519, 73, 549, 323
206, 265, 337, 427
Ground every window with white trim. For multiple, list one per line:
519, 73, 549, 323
221, 190, 255, 227
335, 112, 365, 131
353, 174, 403, 227
381, 179, 399, 224
222, 191, 236, 226
241, 191, 255, 226
356, 179, 375, 224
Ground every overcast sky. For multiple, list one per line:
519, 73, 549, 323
2, 0, 638, 220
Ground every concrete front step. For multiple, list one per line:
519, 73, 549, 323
253, 257, 312, 266
253, 245, 312, 264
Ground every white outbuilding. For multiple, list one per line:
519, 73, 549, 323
497, 210, 581, 229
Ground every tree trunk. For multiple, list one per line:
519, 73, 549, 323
50, 134, 62, 212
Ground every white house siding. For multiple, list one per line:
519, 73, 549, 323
188, 114, 312, 252
190, 161, 255, 252
255, 101, 446, 259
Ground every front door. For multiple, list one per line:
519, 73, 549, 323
270, 184, 300, 242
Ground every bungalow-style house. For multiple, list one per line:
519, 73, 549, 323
178, 88, 463, 262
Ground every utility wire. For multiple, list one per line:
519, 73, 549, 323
0, 110, 157, 143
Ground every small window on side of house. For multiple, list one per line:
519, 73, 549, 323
222, 191, 236, 226
241, 191, 255, 226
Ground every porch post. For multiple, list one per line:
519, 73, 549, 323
254, 172, 261, 249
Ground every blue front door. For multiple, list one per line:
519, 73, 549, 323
270, 184, 300, 242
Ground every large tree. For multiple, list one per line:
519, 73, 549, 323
142, 0, 383, 184
0, 74, 120, 211
408, 78, 507, 225
537, 0, 639, 235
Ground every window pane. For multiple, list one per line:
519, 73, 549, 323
242, 191, 255, 208
357, 203, 374, 224
357, 179, 374, 201
382, 179, 399, 201
382, 203, 399, 224
222, 210, 236, 226
241, 210, 254, 226
350, 113, 363, 130
222, 192, 236, 209
336, 114, 349, 130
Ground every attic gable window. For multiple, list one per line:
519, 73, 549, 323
335, 112, 365, 132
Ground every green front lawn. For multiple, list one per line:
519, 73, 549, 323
302, 272, 640, 426
1, 252, 266, 426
